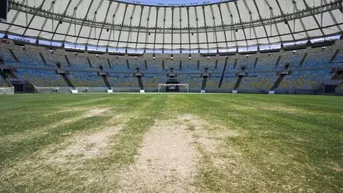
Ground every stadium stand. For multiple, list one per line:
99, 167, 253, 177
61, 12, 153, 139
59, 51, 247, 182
68, 72, 105, 87
143, 75, 166, 88
108, 74, 139, 88
89, 56, 110, 69
255, 54, 279, 70
206, 78, 220, 88
0, 76, 9, 87
181, 60, 199, 72
0, 48, 15, 63
146, 60, 163, 72
12, 50, 46, 67
15, 69, 67, 87
164, 60, 180, 71
67, 55, 90, 69
224, 59, 237, 71
236, 56, 256, 69
221, 76, 238, 90
279, 48, 334, 90
128, 59, 145, 70
44, 53, 69, 67
1, 40, 343, 94
109, 58, 130, 71
240, 72, 278, 90
199, 59, 216, 70
278, 52, 304, 67
0, 0, 343, 94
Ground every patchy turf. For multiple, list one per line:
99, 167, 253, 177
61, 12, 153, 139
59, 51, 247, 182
0, 94, 342, 193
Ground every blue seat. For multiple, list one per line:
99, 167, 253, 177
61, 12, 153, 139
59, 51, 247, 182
68, 72, 105, 87
16, 69, 67, 87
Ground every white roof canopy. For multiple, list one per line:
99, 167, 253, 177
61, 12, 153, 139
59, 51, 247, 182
1, 0, 342, 51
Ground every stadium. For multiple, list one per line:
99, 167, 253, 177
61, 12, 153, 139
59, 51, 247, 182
0, 0, 342, 192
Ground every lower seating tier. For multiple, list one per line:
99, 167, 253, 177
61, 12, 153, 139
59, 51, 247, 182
0, 76, 9, 87
68, 72, 105, 87
15, 69, 67, 87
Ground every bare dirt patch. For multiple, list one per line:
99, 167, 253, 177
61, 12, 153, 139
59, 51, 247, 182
84, 107, 110, 118
0, 122, 125, 193
117, 114, 244, 193
118, 118, 199, 193
179, 114, 240, 140
332, 162, 343, 172
47, 107, 110, 129
231, 103, 316, 115
46, 124, 124, 164
43, 107, 88, 117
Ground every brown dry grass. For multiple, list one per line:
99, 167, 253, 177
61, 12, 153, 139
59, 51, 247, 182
332, 162, 343, 172
117, 118, 199, 193
117, 113, 246, 193
176, 114, 268, 192
46, 124, 124, 164
3, 107, 111, 144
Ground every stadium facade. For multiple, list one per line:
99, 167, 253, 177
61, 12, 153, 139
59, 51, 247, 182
0, 0, 343, 94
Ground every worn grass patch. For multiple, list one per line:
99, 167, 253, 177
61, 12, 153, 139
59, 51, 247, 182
118, 116, 199, 193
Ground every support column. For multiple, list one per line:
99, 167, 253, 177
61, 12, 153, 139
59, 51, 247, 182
232, 72, 246, 93
135, 69, 145, 93
269, 64, 291, 94
200, 68, 210, 93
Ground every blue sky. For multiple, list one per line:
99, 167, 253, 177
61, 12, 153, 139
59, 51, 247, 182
116, 0, 231, 6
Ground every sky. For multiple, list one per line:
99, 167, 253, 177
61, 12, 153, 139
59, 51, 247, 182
115, 0, 232, 6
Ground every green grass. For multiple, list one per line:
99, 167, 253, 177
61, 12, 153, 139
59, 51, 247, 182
0, 93, 342, 193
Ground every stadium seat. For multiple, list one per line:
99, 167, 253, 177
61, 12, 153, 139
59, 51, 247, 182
15, 69, 67, 87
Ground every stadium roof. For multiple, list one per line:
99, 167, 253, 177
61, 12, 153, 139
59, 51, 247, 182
1, 0, 343, 52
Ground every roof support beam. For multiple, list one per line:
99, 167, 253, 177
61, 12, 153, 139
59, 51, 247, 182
134, 6, 144, 51
6, 0, 27, 33
50, 0, 73, 41
201, 6, 210, 51
322, 0, 343, 32
194, 7, 200, 51
143, 7, 151, 51
274, 0, 296, 41
96, 1, 112, 47
153, 7, 160, 51
292, 1, 310, 39
233, 1, 249, 46
210, 5, 219, 51
106, 3, 120, 49
115, 3, 129, 49
162, 7, 166, 52
36, 1, 56, 39
217, 4, 229, 49
22, 0, 46, 36
242, 0, 259, 45
86, 0, 105, 46
75, 0, 95, 45
263, 0, 282, 43
171, 7, 174, 51
225, 3, 237, 47
251, 0, 270, 44
302, 0, 325, 37
126, 5, 137, 49
179, 7, 182, 52
187, 7, 191, 52
63, 1, 83, 44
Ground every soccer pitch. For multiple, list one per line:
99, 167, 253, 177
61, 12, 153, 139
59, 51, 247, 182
0, 94, 342, 192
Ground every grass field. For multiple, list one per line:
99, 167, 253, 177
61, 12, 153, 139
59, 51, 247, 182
0, 94, 342, 193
